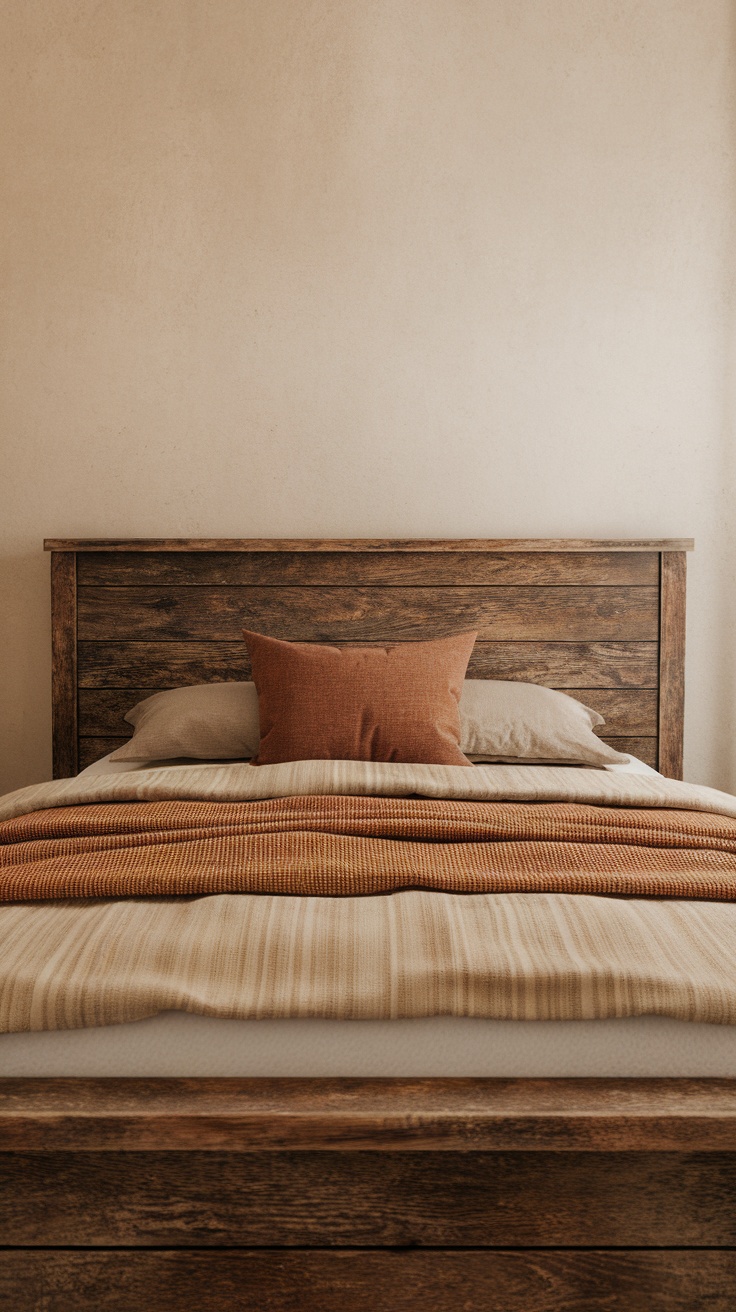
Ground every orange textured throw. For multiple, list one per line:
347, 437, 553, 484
3, 795, 736, 902
243, 629, 476, 766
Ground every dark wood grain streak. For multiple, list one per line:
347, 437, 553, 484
76, 551, 660, 587
46, 536, 695, 552
75, 686, 659, 738
3, 1151, 736, 1248
659, 552, 687, 779
4, 1078, 736, 1154
77, 585, 661, 642
77, 639, 660, 689
50, 551, 78, 779
1, 1249, 733, 1312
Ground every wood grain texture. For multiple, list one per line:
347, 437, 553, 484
45, 537, 695, 552
603, 737, 658, 767
76, 585, 660, 641
75, 686, 659, 738
49, 540, 688, 779
3, 1151, 736, 1248
76, 639, 660, 689
76, 551, 660, 587
659, 552, 687, 779
50, 551, 77, 779
3, 1078, 736, 1154
1, 1249, 733, 1312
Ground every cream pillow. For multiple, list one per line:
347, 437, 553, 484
109, 683, 260, 761
459, 679, 627, 766
110, 678, 625, 767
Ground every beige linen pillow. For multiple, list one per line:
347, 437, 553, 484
109, 682, 260, 761
459, 679, 627, 766
109, 676, 625, 768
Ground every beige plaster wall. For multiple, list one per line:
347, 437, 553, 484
1, 0, 735, 795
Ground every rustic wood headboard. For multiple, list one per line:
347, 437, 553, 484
44, 537, 692, 779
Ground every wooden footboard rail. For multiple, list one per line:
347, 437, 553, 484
1, 1077, 736, 1311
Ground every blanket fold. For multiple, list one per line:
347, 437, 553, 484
4, 795, 736, 902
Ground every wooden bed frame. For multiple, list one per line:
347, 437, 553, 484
6, 535, 736, 1311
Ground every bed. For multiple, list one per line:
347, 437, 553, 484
2, 535, 736, 1311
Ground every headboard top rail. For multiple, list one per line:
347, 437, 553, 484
44, 538, 694, 553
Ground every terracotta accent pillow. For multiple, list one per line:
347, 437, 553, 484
243, 629, 477, 766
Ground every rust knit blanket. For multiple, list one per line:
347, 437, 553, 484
3, 795, 736, 902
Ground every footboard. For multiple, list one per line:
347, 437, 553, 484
1, 1078, 735, 1311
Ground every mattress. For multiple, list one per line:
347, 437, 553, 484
3, 1011, 736, 1078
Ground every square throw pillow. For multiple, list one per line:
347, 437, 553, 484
243, 629, 477, 766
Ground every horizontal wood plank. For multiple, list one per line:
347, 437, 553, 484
587, 689, 657, 734
75, 734, 659, 772
3, 1151, 735, 1248
601, 737, 658, 768
0, 1249, 732, 1312
46, 537, 695, 552
77, 639, 659, 689
3, 1078, 736, 1153
76, 686, 658, 738
76, 551, 660, 587
77, 585, 660, 642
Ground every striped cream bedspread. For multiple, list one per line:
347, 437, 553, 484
2, 760, 736, 1031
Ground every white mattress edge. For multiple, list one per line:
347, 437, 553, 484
2, 1012, 735, 1078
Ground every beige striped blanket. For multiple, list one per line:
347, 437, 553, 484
2, 761, 736, 1030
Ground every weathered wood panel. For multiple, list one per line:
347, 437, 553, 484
3, 1151, 736, 1248
76, 551, 660, 588
77, 585, 660, 642
51, 552, 78, 779
54, 540, 688, 811
659, 552, 687, 779
76, 734, 658, 772
76, 687, 658, 739
77, 639, 660, 689
46, 536, 695, 552
587, 689, 657, 734
1, 1249, 733, 1312
51, 543, 687, 787
603, 737, 658, 768
5, 1078, 736, 1155
77, 640, 250, 687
